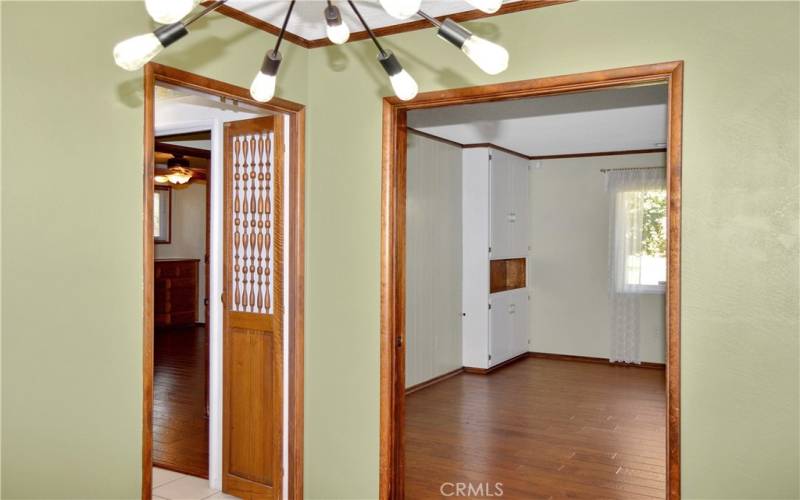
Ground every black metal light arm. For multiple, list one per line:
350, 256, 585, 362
184, 0, 227, 27
416, 10, 441, 27
347, 0, 387, 55
274, 0, 297, 54
154, 0, 227, 48
417, 9, 471, 49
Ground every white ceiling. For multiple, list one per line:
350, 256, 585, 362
408, 84, 669, 157
225, 0, 519, 41
161, 139, 213, 150
156, 82, 271, 114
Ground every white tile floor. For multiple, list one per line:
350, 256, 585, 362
153, 468, 240, 500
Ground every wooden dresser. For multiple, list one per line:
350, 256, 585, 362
155, 259, 199, 327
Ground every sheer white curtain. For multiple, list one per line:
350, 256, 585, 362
606, 168, 666, 363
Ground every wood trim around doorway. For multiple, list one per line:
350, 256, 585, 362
142, 63, 305, 500
380, 61, 684, 500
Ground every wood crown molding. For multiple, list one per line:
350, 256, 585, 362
408, 127, 667, 161
528, 147, 666, 160
201, 2, 311, 48
204, 0, 572, 49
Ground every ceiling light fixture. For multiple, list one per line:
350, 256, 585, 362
114, 0, 225, 71
379, 0, 423, 20
325, 1, 351, 45
113, 0, 510, 101
156, 155, 194, 185
418, 11, 509, 75
250, 0, 295, 102
464, 0, 503, 14
165, 167, 193, 184
348, 0, 418, 101
145, 0, 202, 24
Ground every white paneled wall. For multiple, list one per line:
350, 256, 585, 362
405, 134, 463, 388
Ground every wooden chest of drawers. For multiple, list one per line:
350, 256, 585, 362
155, 259, 199, 327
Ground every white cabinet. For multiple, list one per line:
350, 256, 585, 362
490, 152, 513, 257
462, 148, 491, 369
490, 149, 530, 259
512, 288, 529, 356
462, 147, 530, 370
510, 160, 530, 257
489, 291, 515, 365
489, 289, 529, 367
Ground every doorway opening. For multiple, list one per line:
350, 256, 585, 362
153, 126, 212, 480
143, 64, 305, 500
380, 62, 683, 500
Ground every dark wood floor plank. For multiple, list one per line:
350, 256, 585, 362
153, 325, 208, 479
405, 358, 666, 499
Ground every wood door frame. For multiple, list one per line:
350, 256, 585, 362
142, 63, 306, 500
380, 61, 684, 500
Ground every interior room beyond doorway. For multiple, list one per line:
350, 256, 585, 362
400, 80, 673, 499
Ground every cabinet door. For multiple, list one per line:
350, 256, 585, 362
511, 289, 529, 355
489, 291, 514, 366
489, 150, 512, 258
510, 160, 530, 258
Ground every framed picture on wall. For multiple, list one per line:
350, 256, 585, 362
154, 185, 171, 244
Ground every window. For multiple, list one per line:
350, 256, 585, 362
154, 186, 171, 244
618, 189, 667, 293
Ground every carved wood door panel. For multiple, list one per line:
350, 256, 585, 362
222, 115, 284, 499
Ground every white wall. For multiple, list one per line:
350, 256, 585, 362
405, 134, 463, 387
529, 153, 667, 363
155, 182, 207, 322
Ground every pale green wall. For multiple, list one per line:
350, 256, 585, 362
303, 2, 799, 499
2, 1, 798, 499
1, 2, 306, 498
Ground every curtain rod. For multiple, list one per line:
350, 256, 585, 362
600, 166, 665, 173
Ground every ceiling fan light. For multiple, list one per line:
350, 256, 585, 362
379, 0, 422, 20
145, 0, 202, 24
166, 167, 193, 184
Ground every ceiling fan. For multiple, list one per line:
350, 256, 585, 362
155, 155, 194, 185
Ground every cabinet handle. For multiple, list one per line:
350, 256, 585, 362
508, 212, 516, 223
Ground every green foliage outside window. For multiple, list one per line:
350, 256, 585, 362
641, 191, 667, 257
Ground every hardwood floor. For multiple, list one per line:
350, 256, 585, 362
405, 358, 666, 499
154, 325, 208, 479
